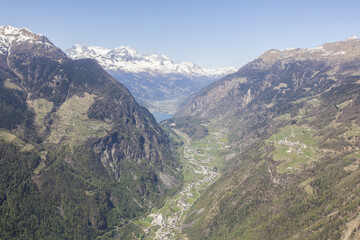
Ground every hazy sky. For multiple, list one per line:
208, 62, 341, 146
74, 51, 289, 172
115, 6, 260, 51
1, 0, 360, 69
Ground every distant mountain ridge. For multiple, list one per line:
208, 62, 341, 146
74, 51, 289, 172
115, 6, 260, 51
66, 44, 235, 113
66, 44, 235, 77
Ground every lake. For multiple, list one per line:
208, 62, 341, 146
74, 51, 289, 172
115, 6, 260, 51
152, 112, 173, 123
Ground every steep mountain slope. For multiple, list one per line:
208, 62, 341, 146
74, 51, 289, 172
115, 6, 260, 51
66, 45, 235, 113
0, 26, 180, 239
177, 36, 360, 118
174, 37, 360, 239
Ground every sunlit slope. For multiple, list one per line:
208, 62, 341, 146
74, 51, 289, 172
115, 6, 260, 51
176, 37, 360, 239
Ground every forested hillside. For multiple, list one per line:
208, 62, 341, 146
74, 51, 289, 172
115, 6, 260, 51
175, 37, 360, 239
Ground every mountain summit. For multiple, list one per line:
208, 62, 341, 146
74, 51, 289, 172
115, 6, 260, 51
0, 25, 65, 58
0, 25, 48, 46
66, 44, 236, 113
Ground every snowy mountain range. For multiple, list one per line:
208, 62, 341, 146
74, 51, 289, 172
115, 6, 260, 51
66, 44, 235, 77
66, 45, 236, 113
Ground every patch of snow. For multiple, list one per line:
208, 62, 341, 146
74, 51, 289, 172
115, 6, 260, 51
346, 36, 358, 41
283, 47, 296, 51
307, 46, 324, 52
322, 51, 347, 56
335, 51, 346, 55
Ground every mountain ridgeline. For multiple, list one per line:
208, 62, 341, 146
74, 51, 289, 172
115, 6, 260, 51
174, 37, 360, 239
0, 26, 180, 239
66, 45, 235, 113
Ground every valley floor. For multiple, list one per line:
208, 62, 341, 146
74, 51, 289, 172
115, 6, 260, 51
134, 123, 235, 239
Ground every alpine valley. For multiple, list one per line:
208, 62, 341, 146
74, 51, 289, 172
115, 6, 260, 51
66, 44, 235, 114
1, 24, 360, 240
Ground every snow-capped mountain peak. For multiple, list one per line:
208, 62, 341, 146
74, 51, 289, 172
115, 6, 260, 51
0, 25, 53, 55
1, 25, 35, 41
66, 44, 236, 78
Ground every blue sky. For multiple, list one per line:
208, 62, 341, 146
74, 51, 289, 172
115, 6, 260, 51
1, 0, 360, 69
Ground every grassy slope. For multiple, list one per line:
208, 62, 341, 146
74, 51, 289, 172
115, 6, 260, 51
182, 75, 360, 239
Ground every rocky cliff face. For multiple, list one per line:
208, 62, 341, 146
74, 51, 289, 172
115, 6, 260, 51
0, 26, 180, 239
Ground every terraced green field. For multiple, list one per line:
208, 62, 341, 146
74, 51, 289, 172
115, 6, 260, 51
267, 125, 319, 173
